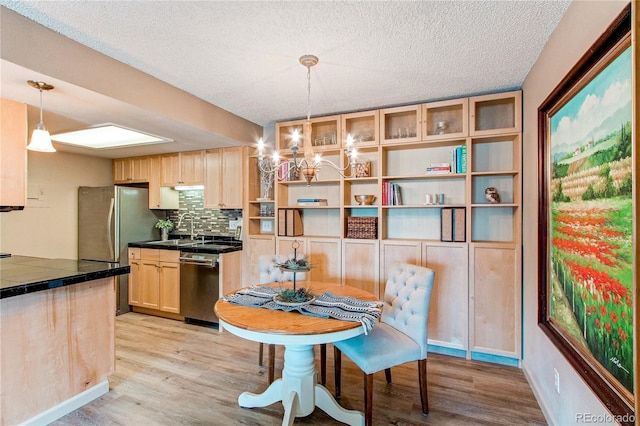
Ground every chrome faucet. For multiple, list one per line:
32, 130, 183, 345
177, 212, 196, 240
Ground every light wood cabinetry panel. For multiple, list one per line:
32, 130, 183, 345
245, 236, 275, 286
469, 91, 522, 137
114, 157, 151, 183
307, 237, 341, 283
342, 239, 378, 295
469, 244, 520, 358
264, 90, 522, 363
161, 151, 204, 186
204, 147, 245, 209
341, 109, 379, 147
1, 278, 115, 426
422, 98, 468, 141
148, 155, 179, 210
423, 242, 468, 351
380, 104, 421, 144
276, 115, 342, 153
158, 260, 180, 313
0, 98, 27, 208
128, 248, 141, 306
220, 251, 243, 295
130, 248, 180, 314
379, 240, 421, 296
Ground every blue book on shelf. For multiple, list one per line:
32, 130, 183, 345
297, 198, 325, 202
460, 144, 467, 173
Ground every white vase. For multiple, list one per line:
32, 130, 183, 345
161, 228, 169, 241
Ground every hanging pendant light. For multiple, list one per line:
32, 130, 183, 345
26, 80, 56, 153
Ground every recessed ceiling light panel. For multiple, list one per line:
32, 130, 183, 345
51, 124, 173, 149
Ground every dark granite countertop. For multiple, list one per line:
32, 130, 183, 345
128, 236, 242, 255
0, 255, 129, 299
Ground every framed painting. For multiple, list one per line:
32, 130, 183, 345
538, 4, 634, 421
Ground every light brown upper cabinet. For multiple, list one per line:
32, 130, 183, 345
1, 98, 28, 209
160, 151, 205, 186
204, 147, 245, 209
113, 156, 151, 184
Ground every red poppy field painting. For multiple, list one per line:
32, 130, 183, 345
538, 5, 633, 418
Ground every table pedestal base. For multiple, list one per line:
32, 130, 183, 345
238, 344, 364, 426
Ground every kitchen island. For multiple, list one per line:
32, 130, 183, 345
0, 255, 129, 426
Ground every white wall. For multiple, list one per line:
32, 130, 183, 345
521, 1, 631, 425
0, 151, 112, 259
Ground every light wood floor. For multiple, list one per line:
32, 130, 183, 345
52, 313, 546, 425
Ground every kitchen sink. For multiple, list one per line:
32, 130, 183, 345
146, 239, 200, 247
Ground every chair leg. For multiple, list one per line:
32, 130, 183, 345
364, 372, 373, 426
258, 343, 264, 367
384, 368, 392, 384
268, 344, 276, 383
320, 343, 327, 385
333, 346, 342, 399
418, 359, 429, 415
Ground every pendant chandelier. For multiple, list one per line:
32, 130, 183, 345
257, 55, 360, 187
26, 80, 56, 153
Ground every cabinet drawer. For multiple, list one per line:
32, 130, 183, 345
128, 248, 141, 260
140, 248, 160, 261
159, 250, 180, 262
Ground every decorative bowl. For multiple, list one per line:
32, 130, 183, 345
354, 194, 376, 205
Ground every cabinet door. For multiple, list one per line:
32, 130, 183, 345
113, 158, 131, 183
131, 156, 150, 182
380, 104, 422, 144
158, 261, 180, 313
179, 151, 205, 185
139, 259, 160, 309
245, 236, 276, 285
160, 154, 180, 186
204, 149, 222, 207
469, 243, 520, 359
220, 251, 243, 295
0, 98, 27, 208
469, 91, 522, 136
149, 156, 179, 209
379, 240, 421, 296
221, 147, 244, 208
342, 239, 378, 295
128, 258, 142, 306
308, 237, 341, 283
423, 242, 468, 353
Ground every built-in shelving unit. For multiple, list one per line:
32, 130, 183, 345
244, 90, 522, 364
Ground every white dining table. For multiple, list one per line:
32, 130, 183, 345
214, 281, 379, 426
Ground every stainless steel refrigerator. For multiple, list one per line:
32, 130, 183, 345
78, 186, 162, 314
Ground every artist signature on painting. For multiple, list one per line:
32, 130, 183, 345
610, 357, 629, 374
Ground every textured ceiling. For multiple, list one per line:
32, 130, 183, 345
0, 0, 571, 156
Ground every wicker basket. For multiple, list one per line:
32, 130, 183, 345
347, 216, 378, 239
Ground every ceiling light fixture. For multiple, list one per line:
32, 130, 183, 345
26, 80, 56, 153
51, 124, 173, 149
256, 55, 360, 189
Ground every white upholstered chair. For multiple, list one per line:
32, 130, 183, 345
257, 254, 330, 384
332, 262, 435, 426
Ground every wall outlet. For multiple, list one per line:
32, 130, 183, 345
553, 368, 560, 394
261, 219, 273, 233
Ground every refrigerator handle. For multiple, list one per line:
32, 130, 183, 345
107, 197, 115, 260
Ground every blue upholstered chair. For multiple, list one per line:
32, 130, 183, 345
333, 262, 435, 426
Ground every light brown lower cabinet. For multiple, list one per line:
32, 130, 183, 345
128, 248, 180, 314
342, 239, 379, 296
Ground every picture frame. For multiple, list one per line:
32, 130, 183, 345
537, 4, 634, 420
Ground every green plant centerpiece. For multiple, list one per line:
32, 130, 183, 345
155, 219, 174, 241
273, 241, 315, 305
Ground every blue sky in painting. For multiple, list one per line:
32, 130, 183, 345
550, 46, 631, 155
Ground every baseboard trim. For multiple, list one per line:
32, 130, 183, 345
470, 351, 520, 367
427, 344, 467, 359
522, 361, 553, 425
20, 380, 109, 426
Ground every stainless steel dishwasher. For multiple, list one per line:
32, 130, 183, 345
179, 252, 220, 326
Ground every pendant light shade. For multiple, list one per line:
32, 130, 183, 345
26, 80, 56, 153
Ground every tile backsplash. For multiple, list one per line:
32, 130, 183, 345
166, 190, 241, 237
